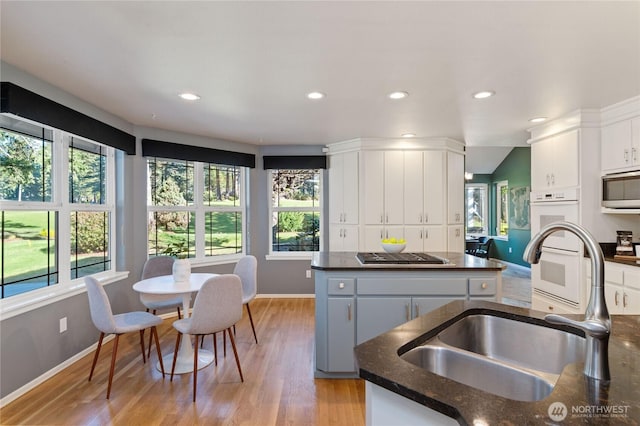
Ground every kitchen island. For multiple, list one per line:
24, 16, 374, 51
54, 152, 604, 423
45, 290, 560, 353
354, 300, 640, 425
311, 251, 505, 377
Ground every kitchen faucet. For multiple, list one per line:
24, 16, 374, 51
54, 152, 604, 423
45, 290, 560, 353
523, 221, 610, 381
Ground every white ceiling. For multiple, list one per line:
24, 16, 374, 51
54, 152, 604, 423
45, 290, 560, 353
1, 1, 639, 173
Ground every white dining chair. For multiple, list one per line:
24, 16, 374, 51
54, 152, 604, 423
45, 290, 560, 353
139, 256, 183, 356
170, 274, 244, 402
85, 276, 165, 399
234, 255, 258, 344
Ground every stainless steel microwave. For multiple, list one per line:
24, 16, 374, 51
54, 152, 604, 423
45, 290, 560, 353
602, 170, 640, 208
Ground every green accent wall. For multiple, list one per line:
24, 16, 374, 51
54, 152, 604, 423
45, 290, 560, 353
469, 147, 531, 267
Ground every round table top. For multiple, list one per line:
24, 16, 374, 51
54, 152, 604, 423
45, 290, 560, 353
132, 273, 218, 295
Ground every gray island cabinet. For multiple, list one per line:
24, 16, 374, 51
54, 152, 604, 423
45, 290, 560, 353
311, 252, 505, 377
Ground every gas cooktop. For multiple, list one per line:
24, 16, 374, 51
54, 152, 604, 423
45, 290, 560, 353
356, 252, 450, 264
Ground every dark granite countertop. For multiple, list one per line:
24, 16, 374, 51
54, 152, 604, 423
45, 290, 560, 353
598, 242, 640, 268
354, 300, 640, 425
310, 251, 506, 271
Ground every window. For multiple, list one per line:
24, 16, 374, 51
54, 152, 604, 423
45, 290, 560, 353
465, 183, 488, 236
1, 117, 115, 299
147, 158, 245, 259
496, 180, 509, 237
269, 169, 321, 254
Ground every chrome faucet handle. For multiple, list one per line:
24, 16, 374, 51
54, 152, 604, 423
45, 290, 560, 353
545, 314, 610, 338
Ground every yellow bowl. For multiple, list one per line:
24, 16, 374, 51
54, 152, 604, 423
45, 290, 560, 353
382, 243, 406, 253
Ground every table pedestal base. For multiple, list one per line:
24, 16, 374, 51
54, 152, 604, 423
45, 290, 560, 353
157, 349, 214, 374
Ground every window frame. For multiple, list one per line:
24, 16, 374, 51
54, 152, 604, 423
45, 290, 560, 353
146, 159, 247, 265
0, 115, 125, 317
495, 180, 509, 240
266, 168, 323, 260
465, 183, 489, 237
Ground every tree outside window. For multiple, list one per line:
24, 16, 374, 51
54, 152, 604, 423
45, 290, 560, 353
270, 169, 321, 253
465, 183, 488, 236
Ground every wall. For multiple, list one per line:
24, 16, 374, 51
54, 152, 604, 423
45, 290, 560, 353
0, 62, 322, 401
469, 147, 532, 267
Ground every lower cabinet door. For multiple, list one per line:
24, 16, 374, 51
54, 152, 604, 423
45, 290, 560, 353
357, 297, 411, 344
327, 297, 356, 372
412, 297, 463, 319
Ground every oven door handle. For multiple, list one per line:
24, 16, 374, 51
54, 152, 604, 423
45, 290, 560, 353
539, 246, 580, 256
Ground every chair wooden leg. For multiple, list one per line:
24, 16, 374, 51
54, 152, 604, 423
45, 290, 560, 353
106, 334, 120, 399
223, 330, 227, 357
212, 333, 218, 365
89, 332, 105, 381
227, 328, 244, 382
152, 326, 165, 375
193, 335, 199, 402
139, 330, 147, 364
177, 306, 182, 319
170, 332, 182, 381
246, 303, 258, 344
147, 329, 154, 359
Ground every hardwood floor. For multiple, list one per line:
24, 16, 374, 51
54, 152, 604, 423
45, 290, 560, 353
0, 299, 365, 425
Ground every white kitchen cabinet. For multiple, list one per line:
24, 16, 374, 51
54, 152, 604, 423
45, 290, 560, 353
601, 117, 640, 172
404, 151, 445, 226
362, 151, 404, 226
530, 130, 579, 190
404, 226, 446, 252
603, 262, 640, 314
447, 225, 464, 252
447, 151, 464, 224
329, 151, 359, 225
329, 152, 359, 251
329, 224, 359, 251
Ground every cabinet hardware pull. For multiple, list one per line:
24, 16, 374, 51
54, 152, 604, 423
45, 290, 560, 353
386, 214, 389, 223
380, 230, 383, 239
549, 306, 554, 311
347, 303, 352, 321
551, 174, 555, 185
624, 149, 629, 163
339, 282, 345, 289
633, 147, 637, 162
414, 303, 420, 318
380, 214, 384, 224
420, 230, 423, 239
546, 174, 550, 185
481, 282, 488, 289
419, 213, 422, 223
425, 229, 429, 239
455, 228, 460, 237
425, 213, 428, 223
405, 304, 410, 321
623, 293, 628, 308
339, 229, 343, 238
615, 291, 620, 306
343, 229, 347, 238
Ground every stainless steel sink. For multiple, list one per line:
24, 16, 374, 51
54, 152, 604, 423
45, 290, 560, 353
401, 345, 555, 402
437, 314, 585, 374
400, 313, 586, 401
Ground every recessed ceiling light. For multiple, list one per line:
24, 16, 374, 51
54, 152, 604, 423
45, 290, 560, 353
307, 91, 325, 100
401, 133, 416, 138
179, 93, 201, 101
388, 91, 409, 100
529, 117, 547, 123
473, 91, 495, 99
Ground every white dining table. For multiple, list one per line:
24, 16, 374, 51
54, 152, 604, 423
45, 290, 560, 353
133, 272, 217, 374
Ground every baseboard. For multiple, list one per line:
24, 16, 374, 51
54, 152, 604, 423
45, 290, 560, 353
0, 334, 115, 408
256, 294, 315, 299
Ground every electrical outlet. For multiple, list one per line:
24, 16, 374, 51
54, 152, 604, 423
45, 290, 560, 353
508, 247, 512, 253
59, 317, 67, 333
306, 270, 311, 279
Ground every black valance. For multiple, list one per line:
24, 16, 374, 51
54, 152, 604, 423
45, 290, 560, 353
1, 82, 135, 155
263, 155, 327, 170
142, 139, 255, 168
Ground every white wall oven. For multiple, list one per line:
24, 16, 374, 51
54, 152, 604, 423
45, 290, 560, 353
530, 189, 583, 309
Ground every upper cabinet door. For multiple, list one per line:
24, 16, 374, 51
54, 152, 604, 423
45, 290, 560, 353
403, 152, 423, 225
384, 151, 404, 225
424, 151, 444, 225
329, 152, 359, 225
362, 151, 385, 225
531, 130, 579, 190
447, 151, 464, 224
342, 152, 359, 224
